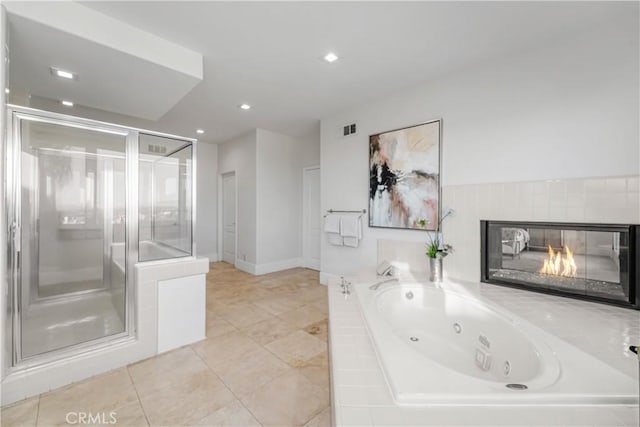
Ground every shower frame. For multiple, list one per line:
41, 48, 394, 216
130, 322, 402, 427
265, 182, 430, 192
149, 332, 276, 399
4, 105, 197, 369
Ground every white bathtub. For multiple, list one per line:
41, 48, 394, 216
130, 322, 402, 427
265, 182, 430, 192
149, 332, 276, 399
354, 280, 638, 406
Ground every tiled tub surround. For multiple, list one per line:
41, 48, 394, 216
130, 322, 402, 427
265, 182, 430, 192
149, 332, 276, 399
441, 175, 640, 284
356, 280, 636, 406
328, 276, 640, 426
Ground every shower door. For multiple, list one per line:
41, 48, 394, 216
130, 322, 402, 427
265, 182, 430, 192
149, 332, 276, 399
11, 112, 130, 361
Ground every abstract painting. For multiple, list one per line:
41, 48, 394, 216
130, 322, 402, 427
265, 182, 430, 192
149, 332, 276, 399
369, 119, 441, 230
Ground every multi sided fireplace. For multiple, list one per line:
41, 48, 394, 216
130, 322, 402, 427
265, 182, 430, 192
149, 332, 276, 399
481, 221, 639, 309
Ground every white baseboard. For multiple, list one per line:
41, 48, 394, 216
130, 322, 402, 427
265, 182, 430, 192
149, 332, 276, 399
302, 258, 320, 271
234, 257, 305, 276
234, 258, 257, 275
255, 258, 303, 275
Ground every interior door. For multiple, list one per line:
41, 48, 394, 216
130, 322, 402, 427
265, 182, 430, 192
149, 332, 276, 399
303, 167, 321, 270
222, 173, 236, 264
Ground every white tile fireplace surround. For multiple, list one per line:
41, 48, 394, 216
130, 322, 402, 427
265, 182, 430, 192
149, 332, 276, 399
320, 175, 639, 286
327, 275, 639, 426
442, 175, 639, 283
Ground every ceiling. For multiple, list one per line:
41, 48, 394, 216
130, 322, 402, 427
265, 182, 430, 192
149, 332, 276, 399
6, 1, 632, 143
7, 3, 202, 122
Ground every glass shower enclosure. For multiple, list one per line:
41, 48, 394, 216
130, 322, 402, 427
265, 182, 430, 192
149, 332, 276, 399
5, 106, 196, 366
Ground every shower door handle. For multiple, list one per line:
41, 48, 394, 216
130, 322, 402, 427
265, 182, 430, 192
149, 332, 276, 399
10, 222, 20, 252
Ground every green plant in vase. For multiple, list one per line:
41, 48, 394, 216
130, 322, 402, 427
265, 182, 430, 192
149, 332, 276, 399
418, 208, 454, 282
417, 208, 454, 258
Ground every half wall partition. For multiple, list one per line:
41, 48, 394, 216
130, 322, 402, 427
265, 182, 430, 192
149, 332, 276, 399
5, 106, 196, 368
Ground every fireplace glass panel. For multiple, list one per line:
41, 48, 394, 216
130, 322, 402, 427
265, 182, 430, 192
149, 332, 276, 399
486, 223, 629, 303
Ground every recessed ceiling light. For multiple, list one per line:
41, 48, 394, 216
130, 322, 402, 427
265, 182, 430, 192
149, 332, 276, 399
196, 129, 205, 134
239, 104, 251, 110
61, 100, 74, 107
50, 67, 77, 80
323, 52, 339, 63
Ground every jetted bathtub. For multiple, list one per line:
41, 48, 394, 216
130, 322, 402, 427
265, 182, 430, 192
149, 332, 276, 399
354, 280, 638, 406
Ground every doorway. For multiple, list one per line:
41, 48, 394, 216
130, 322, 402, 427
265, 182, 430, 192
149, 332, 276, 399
302, 166, 320, 270
221, 172, 237, 265
7, 109, 130, 363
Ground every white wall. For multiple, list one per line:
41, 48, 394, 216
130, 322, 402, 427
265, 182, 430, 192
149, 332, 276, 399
196, 141, 218, 260
255, 126, 321, 270
217, 130, 258, 265
294, 124, 321, 170
320, 20, 639, 282
256, 129, 300, 268
216, 125, 321, 274
293, 124, 321, 257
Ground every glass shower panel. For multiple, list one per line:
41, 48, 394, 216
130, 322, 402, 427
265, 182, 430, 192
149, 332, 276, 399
19, 120, 127, 358
139, 134, 192, 262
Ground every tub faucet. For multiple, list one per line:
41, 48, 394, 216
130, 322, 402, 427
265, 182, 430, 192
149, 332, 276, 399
369, 277, 399, 290
340, 276, 351, 296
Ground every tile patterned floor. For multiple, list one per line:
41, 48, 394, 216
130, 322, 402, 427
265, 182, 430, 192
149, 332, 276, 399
1, 263, 331, 427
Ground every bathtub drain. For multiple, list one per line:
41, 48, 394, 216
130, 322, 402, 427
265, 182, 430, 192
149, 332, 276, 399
506, 383, 528, 390
409, 336, 419, 342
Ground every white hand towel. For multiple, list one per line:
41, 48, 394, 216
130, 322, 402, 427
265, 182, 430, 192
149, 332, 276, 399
340, 215, 361, 238
343, 236, 360, 248
341, 215, 362, 248
327, 233, 344, 246
324, 214, 341, 233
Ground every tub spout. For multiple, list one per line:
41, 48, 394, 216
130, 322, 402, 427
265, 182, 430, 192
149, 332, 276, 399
369, 277, 399, 290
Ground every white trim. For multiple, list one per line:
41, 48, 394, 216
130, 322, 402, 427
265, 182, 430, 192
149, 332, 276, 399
1, 336, 145, 406
302, 165, 321, 272
235, 258, 306, 276
305, 259, 321, 271
254, 257, 303, 276
234, 258, 256, 275
217, 174, 223, 261
218, 171, 237, 265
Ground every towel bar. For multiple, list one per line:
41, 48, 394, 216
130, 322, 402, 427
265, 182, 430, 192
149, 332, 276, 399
324, 209, 366, 217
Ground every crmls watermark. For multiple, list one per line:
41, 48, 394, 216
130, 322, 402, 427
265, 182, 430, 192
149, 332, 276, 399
65, 412, 117, 425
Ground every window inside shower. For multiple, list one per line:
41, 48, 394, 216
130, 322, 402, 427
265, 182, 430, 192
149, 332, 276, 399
138, 134, 193, 262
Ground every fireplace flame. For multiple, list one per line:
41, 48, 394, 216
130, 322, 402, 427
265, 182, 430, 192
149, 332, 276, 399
540, 245, 577, 277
